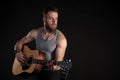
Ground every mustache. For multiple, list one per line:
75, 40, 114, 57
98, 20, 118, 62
45, 24, 57, 32
52, 23, 57, 25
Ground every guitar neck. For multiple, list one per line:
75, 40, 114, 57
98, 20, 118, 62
32, 59, 50, 65
32, 59, 63, 66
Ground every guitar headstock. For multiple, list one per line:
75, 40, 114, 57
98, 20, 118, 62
56, 59, 72, 72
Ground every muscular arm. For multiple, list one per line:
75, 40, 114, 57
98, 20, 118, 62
51, 31, 67, 70
14, 29, 38, 52
55, 32, 67, 61
14, 29, 39, 64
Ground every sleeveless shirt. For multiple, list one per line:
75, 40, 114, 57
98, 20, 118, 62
35, 27, 59, 60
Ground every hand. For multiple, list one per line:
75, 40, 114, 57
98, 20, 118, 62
47, 60, 61, 71
52, 65, 61, 71
15, 52, 26, 64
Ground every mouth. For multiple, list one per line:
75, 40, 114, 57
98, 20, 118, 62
52, 24, 56, 26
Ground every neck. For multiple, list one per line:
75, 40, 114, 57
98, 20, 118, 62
42, 27, 55, 41
43, 26, 55, 34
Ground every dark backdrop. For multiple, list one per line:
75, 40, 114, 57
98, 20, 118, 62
0, 0, 119, 80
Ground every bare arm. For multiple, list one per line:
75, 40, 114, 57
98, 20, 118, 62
14, 29, 39, 64
14, 29, 38, 52
51, 31, 67, 70
55, 32, 67, 61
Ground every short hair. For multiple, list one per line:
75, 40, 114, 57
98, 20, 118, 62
42, 6, 59, 17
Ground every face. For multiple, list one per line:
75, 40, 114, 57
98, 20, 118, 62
43, 11, 58, 32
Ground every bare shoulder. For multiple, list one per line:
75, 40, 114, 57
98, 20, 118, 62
26, 27, 41, 39
30, 27, 40, 34
57, 30, 67, 46
58, 30, 67, 40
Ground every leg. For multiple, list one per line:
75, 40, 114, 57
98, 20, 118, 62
13, 73, 40, 80
39, 70, 61, 80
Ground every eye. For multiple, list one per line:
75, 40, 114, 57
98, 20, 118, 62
47, 17, 52, 20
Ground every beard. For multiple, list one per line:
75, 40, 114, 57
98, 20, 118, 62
45, 23, 57, 33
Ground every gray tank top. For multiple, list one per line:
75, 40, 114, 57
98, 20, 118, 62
35, 27, 59, 60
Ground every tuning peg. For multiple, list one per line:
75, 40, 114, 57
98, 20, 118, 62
61, 67, 63, 70
69, 59, 71, 62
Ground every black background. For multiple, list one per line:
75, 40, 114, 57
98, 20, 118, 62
0, 0, 119, 80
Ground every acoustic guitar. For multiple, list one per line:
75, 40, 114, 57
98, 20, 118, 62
12, 45, 72, 76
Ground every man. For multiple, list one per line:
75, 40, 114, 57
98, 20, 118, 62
13, 6, 67, 80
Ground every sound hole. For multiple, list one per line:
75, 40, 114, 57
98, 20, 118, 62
27, 57, 32, 65
22, 56, 33, 70
22, 64, 29, 70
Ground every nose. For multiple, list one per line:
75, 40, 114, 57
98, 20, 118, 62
52, 19, 55, 23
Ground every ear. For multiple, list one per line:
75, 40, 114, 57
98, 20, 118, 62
43, 17, 46, 23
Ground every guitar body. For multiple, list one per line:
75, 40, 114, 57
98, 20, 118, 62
12, 45, 45, 75
12, 45, 72, 79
